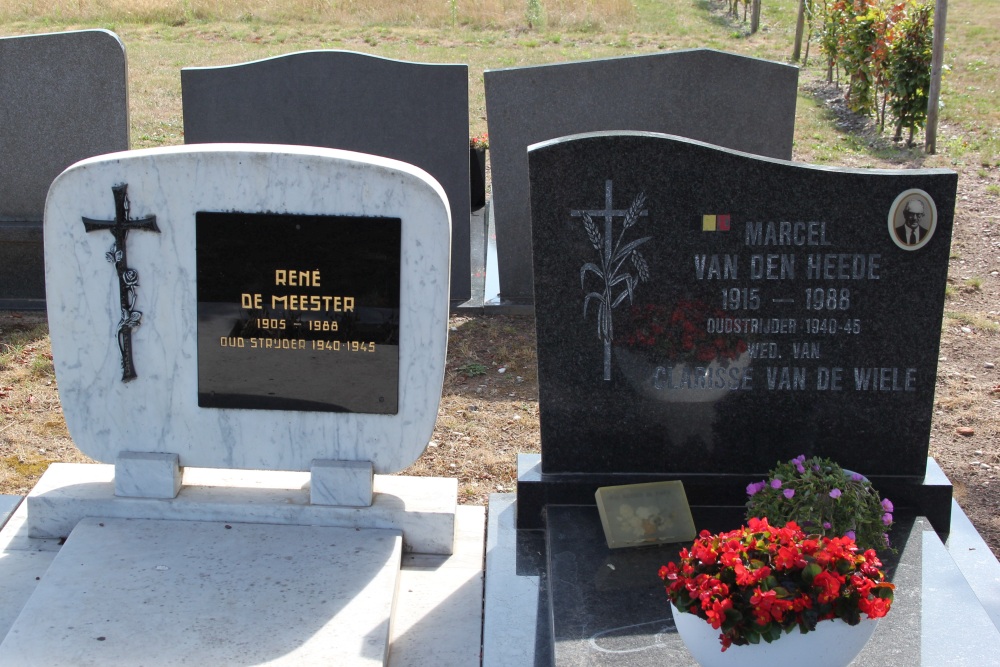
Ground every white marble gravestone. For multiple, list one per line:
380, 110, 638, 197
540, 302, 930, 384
3, 145, 466, 666
32, 143, 458, 549
45, 143, 449, 474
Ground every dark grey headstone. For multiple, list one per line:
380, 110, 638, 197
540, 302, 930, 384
0, 30, 129, 308
521, 132, 956, 526
181, 51, 471, 303
484, 48, 799, 303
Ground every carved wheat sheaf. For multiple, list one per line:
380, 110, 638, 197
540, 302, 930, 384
572, 181, 650, 381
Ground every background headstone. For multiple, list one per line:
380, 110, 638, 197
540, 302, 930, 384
181, 51, 471, 304
522, 131, 956, 526
0, 29, 129, 309
44, 144, 451, 473
484, 48, 799, 303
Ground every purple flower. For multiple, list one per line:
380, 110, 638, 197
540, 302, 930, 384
845, 530, 856, 541
746, 481, 766, 496
812, 465, 821, 472
795, 462, 806, 474
783, 488, 795, 499
881, 498, 894, 512
851, 472, 864, 482
770, 479, 783, 489
882, 513, 893, 526
822, 522, 832, 530
829, 488, 842, 499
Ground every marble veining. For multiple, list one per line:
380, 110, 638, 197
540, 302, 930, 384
44, 144, 451, 473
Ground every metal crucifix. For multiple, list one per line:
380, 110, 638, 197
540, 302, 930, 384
83, 184, 160, 382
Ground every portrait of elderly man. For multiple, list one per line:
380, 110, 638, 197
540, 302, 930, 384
896, 198, 927, 245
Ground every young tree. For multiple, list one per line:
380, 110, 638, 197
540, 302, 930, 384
888, 3, 934, 145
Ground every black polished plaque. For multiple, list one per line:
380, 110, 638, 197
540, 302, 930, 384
196, 212, 401, 414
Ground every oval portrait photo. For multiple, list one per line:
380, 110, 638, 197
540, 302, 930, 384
888, 188, 938, 251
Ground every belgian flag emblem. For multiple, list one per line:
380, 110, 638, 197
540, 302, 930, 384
702, 214, 731, 232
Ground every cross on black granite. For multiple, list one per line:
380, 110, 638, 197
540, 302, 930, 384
82, 184, 160, 382
570, 179, 648, 260
571, 179, 650, 381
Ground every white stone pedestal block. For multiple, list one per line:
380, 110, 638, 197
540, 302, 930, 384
26, 463, 457, 555
311, 459, 374, 507
114, 451, 182, 498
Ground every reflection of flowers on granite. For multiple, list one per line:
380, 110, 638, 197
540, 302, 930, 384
617, 502, 669, 537
470, 132, 489, 150
620, 302, 746, 366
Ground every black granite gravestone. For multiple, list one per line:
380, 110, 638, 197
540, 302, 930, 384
519, 132, 957, 532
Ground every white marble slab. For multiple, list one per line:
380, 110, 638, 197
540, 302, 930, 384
391, 505, 486, 667
0, 498, 486, 667
0, 549, 56, 641
0, 517, 402, 666
27, 463, 457, 555
44, 144, 451, 474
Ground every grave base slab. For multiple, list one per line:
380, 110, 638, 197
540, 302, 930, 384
0, 517, 402, 666
26, 463, 457, 555
483, 493, 1000, 666
0, 496, 486, 667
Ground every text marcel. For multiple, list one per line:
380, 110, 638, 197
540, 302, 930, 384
693, 222, 881, 281
241, 269, 356, 313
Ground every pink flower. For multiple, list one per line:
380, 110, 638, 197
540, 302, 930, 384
851, 472, 864, 482
882, 513, 893, 525
881, 498, 894, 512
822, 522, 832, 529
829, 488, 842, 499
770, 479, 783, 489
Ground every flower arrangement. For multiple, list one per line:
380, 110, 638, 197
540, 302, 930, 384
660, 517, 894, 651
746, 455, 894, 553
620, 301, 746, 365
470, 132, 489, 150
